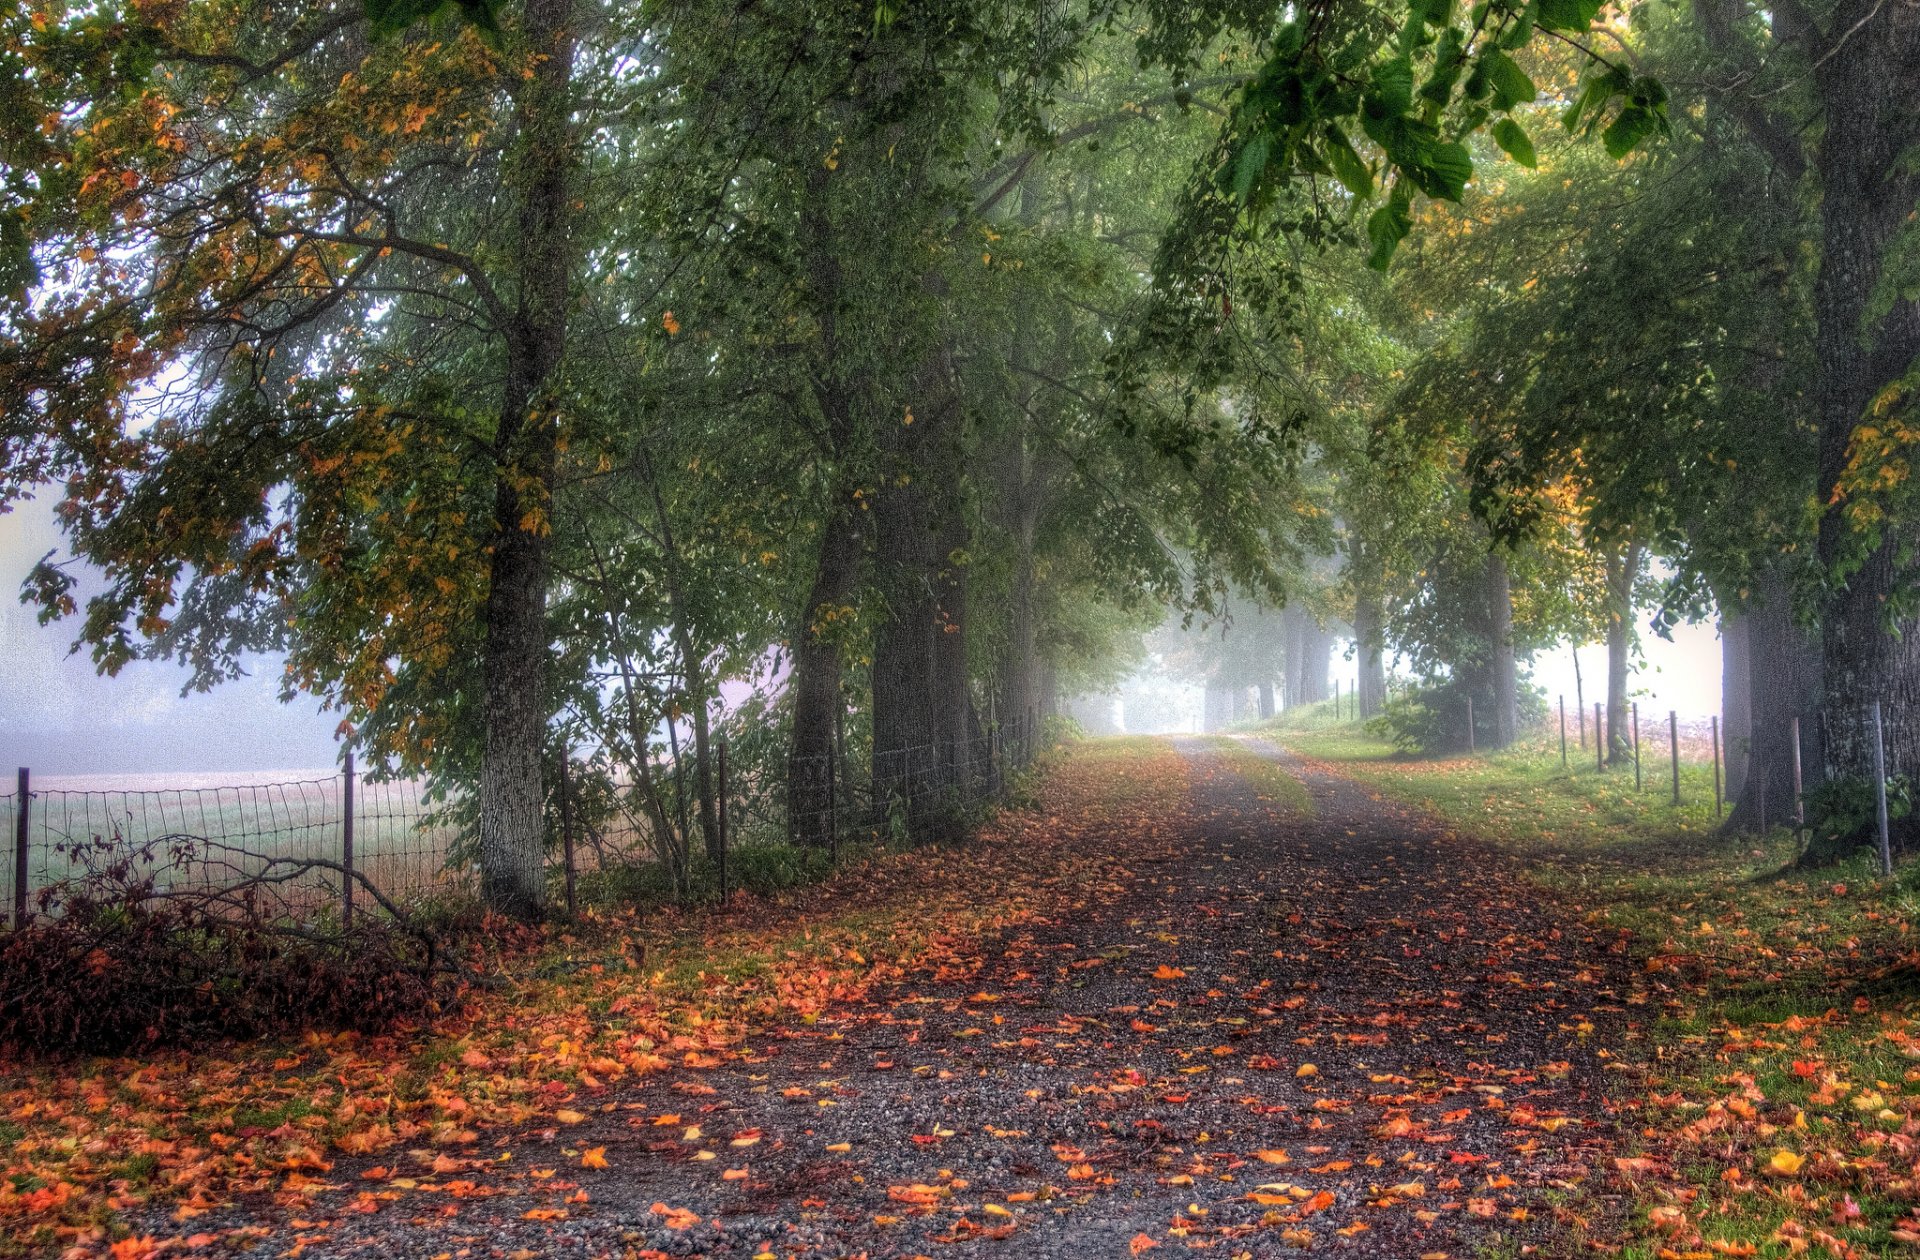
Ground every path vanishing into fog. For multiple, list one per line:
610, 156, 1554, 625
150, 738, 1636, 1258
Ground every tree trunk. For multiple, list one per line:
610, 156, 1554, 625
1258, 681, 1275, 720
1812, 0, 1920, 788
476, 0, 576, 919
931, 500, 974, 814
1603, 541, 1640, 765
787, 485, 862, 847
1725, 570, 1823, 831
1298, 622, 1333, 703
1488, 549, 1518, 747
1721, 610, 1752, 803
1353, 584, 1387, 717
871, 349, 959, 825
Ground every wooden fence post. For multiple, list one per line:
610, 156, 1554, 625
1632, 702, 1642, 791
718, 737, 732, 898
1335, 679, 1341, 721
1872, 702, 1892, 877
341, 751, 355, 930
559, 751, 577, 918
1466, 696, 1475, 753
1712, 715, 1723, 818
1559, 696, 1568, 768
13, 767, 27, 929
1669, 711, 1681, 806
1596, 703, 1604, 772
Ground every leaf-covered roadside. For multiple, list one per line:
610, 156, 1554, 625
1277, 722, 1920, 1258
0, 741, 1189, 1258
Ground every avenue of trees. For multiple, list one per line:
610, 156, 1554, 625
3, 0, 1916, 914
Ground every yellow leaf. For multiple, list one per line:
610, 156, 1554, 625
554, 1110, 585, 1125
1766, 1149, 1805, 1177
1296, 1064, 1318, 1078
579, 1147, 607, 1169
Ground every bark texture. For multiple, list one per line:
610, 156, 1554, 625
477, 0, 576, 918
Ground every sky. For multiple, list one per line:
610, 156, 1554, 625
0, 496, 339, 777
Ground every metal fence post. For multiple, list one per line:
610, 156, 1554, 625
1632, 702, 1642, 791
1466, 696, 1475, 753
1712, 715, 1723, 818
718, 737, 731, 901
1872, 701, 1893, 877
1559, 696, 1568, 768
559, 751, 577, 918
1790, 715, 1804, 828
13, 767, 27, 929
1669, 710, 1681, 806
341, 751, 355, 929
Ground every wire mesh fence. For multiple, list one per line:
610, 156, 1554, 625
3, 709, 1046, 928
3, 766, 469, 928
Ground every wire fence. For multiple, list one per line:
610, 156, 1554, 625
1, 766, 467, 926
3, 710, 1046, 929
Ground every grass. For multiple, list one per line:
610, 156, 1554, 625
1254, 710, 1920, 1258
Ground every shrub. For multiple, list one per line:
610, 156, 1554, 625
1368, 678, 1546, 754
1799, 773, 1913, 866
0, 895, 441, 1056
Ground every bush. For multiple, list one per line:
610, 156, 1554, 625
0, 895, 442, 1057
1368, 678, 1546, 755
1799, 773, 1913, 865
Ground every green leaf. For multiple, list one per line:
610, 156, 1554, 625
1321, 126, 1374, 196
1232, 134, 1272, 203
1491, 117, 1537, 167
1483, 50, 1537, 111
1535, 0, 1603, 32
1602, 104, 1658, 158
1406, 139, 1473, 201
1367, 58, 1415, 118
1367, 191, 1414, 270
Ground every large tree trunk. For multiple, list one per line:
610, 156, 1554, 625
1603, 541, 1640, 766
1721, 610, 1752, 803
1488, 549, 1518, 747
1812, 1, 1920, 787
1258, 681, 1275, 720
476, 0, 576, 919
872, 348, 960, 825
1725, 569, 1823, 831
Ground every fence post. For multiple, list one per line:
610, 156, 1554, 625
1871, 701, 1893, 877
13, 767, 27, 929
1466, 696, 1475, 754
1712, 715, 1723, 818
1559, 696, 1568, 768
1669, 711, 1681, 806
341, 751, 355, 930
1632, 702, 1642, 791
1790, 715, 1804, 828
718, 737, 731, 901
559, 751, 577, 918
1335, 679, 1341, 721
1596, 703, 1604, 772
